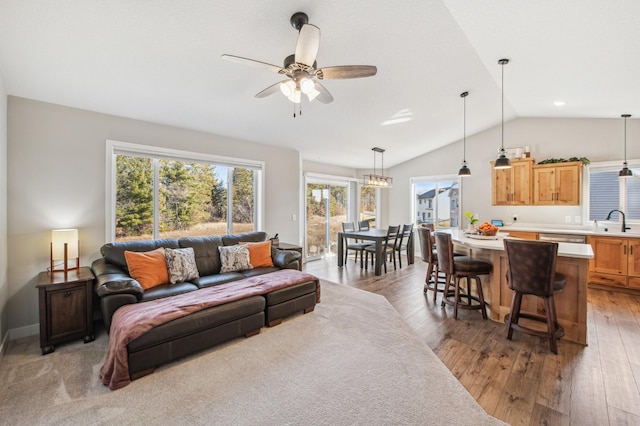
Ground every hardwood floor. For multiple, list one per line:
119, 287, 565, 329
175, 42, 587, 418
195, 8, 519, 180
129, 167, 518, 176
303, 255, 640, 425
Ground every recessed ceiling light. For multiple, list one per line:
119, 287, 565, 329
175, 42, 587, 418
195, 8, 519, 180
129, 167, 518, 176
553, 100, 567, 106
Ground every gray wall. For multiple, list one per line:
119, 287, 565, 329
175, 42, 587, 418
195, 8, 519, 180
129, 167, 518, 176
0, 74, 7, 350
388, 117, 639, 228
6, 97, 301, 337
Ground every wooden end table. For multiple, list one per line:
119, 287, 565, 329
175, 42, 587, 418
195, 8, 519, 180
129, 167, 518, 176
36, 266, 95, 355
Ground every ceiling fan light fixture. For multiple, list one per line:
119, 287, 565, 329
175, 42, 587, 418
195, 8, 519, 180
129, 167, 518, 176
619, 114, 633, 178
280, 80, 294, 97
300, 77, 315, 94
306, 87, 320, 102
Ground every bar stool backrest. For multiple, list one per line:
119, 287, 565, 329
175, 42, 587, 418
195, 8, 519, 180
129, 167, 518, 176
434, 232, 455, 275
504, 239, 559, 298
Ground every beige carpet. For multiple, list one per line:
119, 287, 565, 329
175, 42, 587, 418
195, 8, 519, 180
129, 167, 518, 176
0, 281, 505, 425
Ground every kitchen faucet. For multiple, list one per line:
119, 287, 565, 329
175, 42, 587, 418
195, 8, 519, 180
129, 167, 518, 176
606, 209, 631, 232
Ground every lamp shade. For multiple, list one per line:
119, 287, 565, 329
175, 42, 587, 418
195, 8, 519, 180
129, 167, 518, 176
494, 150, 512, 169
51, 229, 78, 260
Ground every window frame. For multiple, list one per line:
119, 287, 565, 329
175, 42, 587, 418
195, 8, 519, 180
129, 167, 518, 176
410, 174, 461, 230
587, 159, 640, 225
106, 140, 264, 242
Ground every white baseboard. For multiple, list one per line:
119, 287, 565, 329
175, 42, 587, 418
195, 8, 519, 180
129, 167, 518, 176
9, 323, 39, 340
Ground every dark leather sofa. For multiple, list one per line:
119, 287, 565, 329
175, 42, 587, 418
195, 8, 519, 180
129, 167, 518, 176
92, 231, 318, 380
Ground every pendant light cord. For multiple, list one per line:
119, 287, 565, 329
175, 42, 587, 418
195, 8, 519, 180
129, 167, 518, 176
463, 94, 467, 161
501, 61, 505, 151
624, 115, 627, 162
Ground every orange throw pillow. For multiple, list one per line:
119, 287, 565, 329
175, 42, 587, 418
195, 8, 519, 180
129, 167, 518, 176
240, 241, 274, 268
124, 248, 169, 290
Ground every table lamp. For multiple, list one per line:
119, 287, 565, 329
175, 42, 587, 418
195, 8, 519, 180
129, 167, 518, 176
50, 229, 79, 273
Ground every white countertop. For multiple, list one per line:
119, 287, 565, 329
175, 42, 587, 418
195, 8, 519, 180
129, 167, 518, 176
447, 229, 594, 259
501, 222, 639, 238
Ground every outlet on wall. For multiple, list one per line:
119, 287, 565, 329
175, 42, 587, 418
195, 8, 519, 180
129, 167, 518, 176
575, 216, 581, 223
565, 215, 572, 223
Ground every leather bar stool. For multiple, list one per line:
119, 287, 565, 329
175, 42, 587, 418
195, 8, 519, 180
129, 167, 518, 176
417, 227, 446, 301
435, 232, 491, 319
503, 239, 567, 354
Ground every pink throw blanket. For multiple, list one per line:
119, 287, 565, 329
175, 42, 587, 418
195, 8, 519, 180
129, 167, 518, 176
100, 269, 320, 390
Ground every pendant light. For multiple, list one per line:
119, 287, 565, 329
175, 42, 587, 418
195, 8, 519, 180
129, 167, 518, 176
494, 59, 511, 169
619, 114, 633, 178
363, 147, 393, 188
458, 91, 471, 177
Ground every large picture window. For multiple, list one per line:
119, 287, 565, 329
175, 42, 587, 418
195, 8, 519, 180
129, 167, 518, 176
588, 161, 640, 223
412, 176, 460, 229
107, 141, 263, 241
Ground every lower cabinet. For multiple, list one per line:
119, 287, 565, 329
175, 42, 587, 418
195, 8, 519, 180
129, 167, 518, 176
588, 236, 640, 291
507, 231, 538, 240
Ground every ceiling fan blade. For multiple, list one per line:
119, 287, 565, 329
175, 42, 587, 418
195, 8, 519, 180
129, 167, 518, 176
294, 24, 320, 67
316, 65, 377, 79
221, 54, 284, 74
312, 81, 334, 104
255, 80, 289, 98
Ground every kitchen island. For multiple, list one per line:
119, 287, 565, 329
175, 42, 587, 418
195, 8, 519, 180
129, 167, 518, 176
448, 230, 594, 345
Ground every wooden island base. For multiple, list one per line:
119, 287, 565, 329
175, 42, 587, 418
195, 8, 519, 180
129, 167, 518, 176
452, 235, 590, 346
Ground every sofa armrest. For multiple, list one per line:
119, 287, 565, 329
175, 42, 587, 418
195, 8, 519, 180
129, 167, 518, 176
91, 258, 144, 299
271, 247, 301, 269
101, 293, 138, 333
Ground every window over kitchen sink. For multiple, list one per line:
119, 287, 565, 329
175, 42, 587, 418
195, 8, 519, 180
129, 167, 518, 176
589, 162, 640, 223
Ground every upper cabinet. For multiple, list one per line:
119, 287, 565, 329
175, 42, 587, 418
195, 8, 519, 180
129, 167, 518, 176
490, 158, 582, 206
490, 158, 534, 205
533, 162, 582, 205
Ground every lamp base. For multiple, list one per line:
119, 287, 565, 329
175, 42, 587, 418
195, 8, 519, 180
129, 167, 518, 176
50, 242, 80, 274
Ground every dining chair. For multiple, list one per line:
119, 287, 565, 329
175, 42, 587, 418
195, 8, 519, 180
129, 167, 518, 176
503, 239, 567, 354
394, 224, 414, 268
435, 232, 491, 319
341, 222, 371, 268
364, 225, 400, 273
358, 220, 375, 266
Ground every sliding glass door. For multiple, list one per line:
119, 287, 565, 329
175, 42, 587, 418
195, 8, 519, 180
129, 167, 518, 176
305, 181, 349, 260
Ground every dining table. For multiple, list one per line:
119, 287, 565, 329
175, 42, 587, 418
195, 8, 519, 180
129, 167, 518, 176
337, 228, 414, 276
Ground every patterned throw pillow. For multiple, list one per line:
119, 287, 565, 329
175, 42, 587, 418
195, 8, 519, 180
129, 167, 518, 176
164, 247, 200, 285
218, 245, 252, 273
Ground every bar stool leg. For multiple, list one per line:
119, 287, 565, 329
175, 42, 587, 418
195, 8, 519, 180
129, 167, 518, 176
545, 297, 558, 354
506, 292, 523, 340
474, 276, 488, 320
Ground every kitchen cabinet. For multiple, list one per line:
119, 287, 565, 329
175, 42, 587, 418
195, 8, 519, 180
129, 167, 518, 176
532, 162, 581, 205
507, 231, 538, 240
490, 157, 534, 205
588, 236, 640, 291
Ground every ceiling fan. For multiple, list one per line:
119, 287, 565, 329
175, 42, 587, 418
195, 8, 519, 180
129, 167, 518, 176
222, 12, 377, 113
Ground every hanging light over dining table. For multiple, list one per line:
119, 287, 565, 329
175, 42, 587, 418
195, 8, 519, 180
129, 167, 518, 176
363, 147, 393, 188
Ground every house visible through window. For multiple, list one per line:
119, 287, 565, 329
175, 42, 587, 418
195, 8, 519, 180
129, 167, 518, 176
588, 162, 640, 224
412, 177, 460, 229
108, 141, 263, 241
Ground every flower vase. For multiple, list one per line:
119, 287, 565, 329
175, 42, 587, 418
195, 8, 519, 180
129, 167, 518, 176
467, 224, 476, 233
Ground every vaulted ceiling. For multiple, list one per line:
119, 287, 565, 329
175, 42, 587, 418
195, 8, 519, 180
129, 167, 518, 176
0, 0, 638, 169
